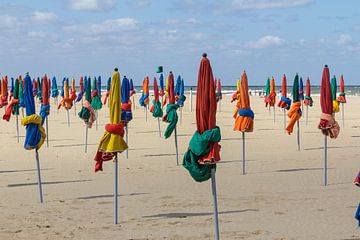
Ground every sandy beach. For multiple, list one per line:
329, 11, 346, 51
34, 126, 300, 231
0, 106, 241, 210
0, 94, 359, 240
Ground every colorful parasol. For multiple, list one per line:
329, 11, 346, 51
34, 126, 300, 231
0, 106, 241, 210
91, 77, 103, 110
32, 78, 38, 97
231, 79, 241, 102
3, 77, 20, 122
331, 75, 340, 113
299, 77, 304, 101
40, 75, 50, 147
121, 76, 132, 122
70, 78, 77, 102
182, 53, 221, 239
79, 77, 95, 128
216, 78, 222, 102
337, 75, 346, 103
318, 65, 340, 186
150, 77, 163, 137
51, 77, 58, 99
159, 74, 164, 97
9, 77, 14, 101
36, 77, 42, 101
0, 76, 9, 108
139, 76, 150, 107
97, 76, 102, 99
19, 76, 25, 110
265, 77, 276, 107
103, 77, 111, 105
286, 74, 302, 135
304, 78, 313, 107
162, 72, 178, 139
21, 73, 46, 202
76, 76, 85, 102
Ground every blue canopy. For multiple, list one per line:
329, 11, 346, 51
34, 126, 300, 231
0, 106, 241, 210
299, 77, 304, 100
60, 77, 65, 97
51, 77, 59, 98
174, 75, 181, 96
129, 78, 134, 91
10, 78, 14, 95
177, 78, 186, 106
121, 76, 130, 104
24, 74, 42, 149
107, 77, 111, 91
159, 74, 164, 91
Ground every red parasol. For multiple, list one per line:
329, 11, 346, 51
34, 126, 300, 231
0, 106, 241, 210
168, 73, 175, 104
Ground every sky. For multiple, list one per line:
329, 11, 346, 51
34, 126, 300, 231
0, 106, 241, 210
0, 0, 359, 85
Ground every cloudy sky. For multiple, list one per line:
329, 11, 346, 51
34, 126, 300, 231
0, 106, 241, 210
0, 0, 359, 85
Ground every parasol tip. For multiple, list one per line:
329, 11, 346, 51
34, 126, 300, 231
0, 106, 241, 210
202, 53, 207, 58
114, 68, 118, 72
324, 64, 328, 68
170, 71, 172, 74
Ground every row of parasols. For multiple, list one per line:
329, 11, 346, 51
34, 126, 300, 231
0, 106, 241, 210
0, 55, 346, 239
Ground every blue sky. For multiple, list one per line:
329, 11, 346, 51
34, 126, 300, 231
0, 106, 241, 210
0, 0, 359, 85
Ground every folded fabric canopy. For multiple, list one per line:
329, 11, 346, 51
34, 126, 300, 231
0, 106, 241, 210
150, 77, 163, 118
304, 78, 313, 107
331, 75, 340, 113
277, 74, 291, 110
91, 77, 103, 110
139, 76, 149, 107
286, 74, 302, 135
51, 77, 58, 98
94, 69, 128, 172
337, 75, 346, 103
78, 77, 96, 128
121, 76, 132, 122
58, 78, 73, 110
3, 77, 19, 121
40, 75, 50, 125
103, 77, 111, 105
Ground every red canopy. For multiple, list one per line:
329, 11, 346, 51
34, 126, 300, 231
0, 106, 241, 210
306, 78, 311, 97
153, 77, 159, 102
340, 75, 344, 93
196, 53, 220, 164
320, 65, 332, 115
168, 72, 175, 104
281, 74, 287, 97
80, 77, 84, 92
42, 75, 49, 105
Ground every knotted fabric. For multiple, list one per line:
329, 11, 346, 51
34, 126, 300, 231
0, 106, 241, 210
318, 113, 340, 139
79, 100, 96, 128
91, 90, 103, 110
183, 127, 221, 182
94, 123, 127, 172
21, 114, 46, 150
278, 96, 291, 110
39, 105, 50, 125
286, 101, 302, 135
3, 99, 19, 121
150, 99, 163, 118
304, 96, 313, 107
162, 103, 179, 139
121, 102, 132, 122
333, 100, 340, 113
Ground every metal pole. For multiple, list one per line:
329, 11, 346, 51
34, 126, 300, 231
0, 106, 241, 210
211, 168, 220, 240
341, 103, 344, 128
45, 117, 49, 147
35, 149, 43, 203
132, 96, 135, 110
283, 108, 286, 132
85, 123, 88, 153
180, 107, 182, 125
297, 120, 300, 151
95, 110, 98, 131
324, 135, 328, 186
16, 115, 19, 143
273, 106, 275, 124
145, 107, 147, 122
74, 101, 76, 116
242, 132, 245, 175
126, 125, 128, 159
174, 126, 179, 166
306, 105, 308, 125
114, 153, 118, 224
189, 88, 192, 112
157, 117, 161, 137
67, 110, 70, 128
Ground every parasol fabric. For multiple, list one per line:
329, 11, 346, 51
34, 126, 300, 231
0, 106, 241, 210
94, 69, 128, 172
78, 77, 96, 128
121, 76, 132, 122
139, 77, 150, 107
231, 79, 241, 102
162, 76, 169, 106
19, 76, 25, 108
216, 79, 222, 102
91, 77, 103, 110
76, 76, 85, 102
159, 74, 164, 97
299, 77, 304, 100
39, 75, 50, 125
21, 74, 46, 150
177, 78, 186, 107
277, 74, 291, 110
69, 78, 77, 102
318, 65, 340, 138
265, 77, 276, 107
286, 74, 302, 134
304, 78, 313, 107
183, 53, 221, 182
0, 76, 9, 107
337, 75, 346, 103
129, 78, 135, 96
150, 77, 163, 118
9, 77, 14, 101
36, 77, 42, 101
331, 76, 340, 113
58, 78, 73, 110
104, 77, 111, 105
3, 78, 20, 121
51, 77, 59, 98
162, 72, 179, 138
233, 71, 254, 132
32, 79, 38, 97
97, 76, 102, 99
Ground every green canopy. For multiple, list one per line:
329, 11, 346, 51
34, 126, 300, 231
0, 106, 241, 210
292, 74, 299, 102
331, 75, 337, 101
265, 78, 270, 96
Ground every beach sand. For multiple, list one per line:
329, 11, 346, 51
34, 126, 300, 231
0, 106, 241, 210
0, 94, 359, 240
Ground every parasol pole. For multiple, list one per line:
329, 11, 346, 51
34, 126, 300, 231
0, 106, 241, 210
125, 124, 129, 159
16, 115, 19, 143
67, 109, 70, 128
35, 149, 43, 203
132, 95, 135, 110
283, 108, 286, 132
144, 107, 147, 122
211, 167, 220, 240
306, 105, 309, 125
242, 132, 245, 175
189, 88, 192, 112
180, 107, 182, 125
219, 100, 221, 112
45, 117, 49, 147
341, 103, 344, 128
114, 153, 118, 224
324, 134, 327, 186
95, 110, 98, 131
84, 123, 88, 153
297, 120, 300, 151
273, 106, 275, 123
74, 101, 76, 116
174, 126, 179, 166
157, 117, 161, 137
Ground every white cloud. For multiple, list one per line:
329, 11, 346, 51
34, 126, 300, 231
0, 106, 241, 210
0, 15, 18, 29
67, 0, 116, 11
127, 0, 152, 9
230, 0, 313, 10
31, 11, 58, 23
90, 18, 140, 33
337, 34, 352, 45
28, 31, 47, 38
246, 35, 285, 49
